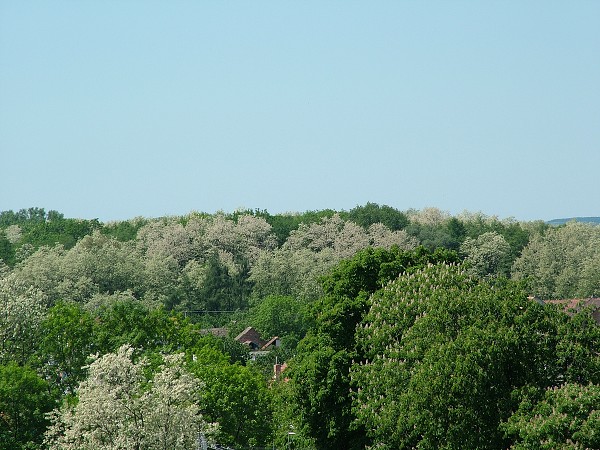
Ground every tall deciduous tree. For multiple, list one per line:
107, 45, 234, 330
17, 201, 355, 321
0, 274, 46, 365
35, 302, 97, 395
251, 215, 417, 302
352, 263, 600, 449
247, 294, 311, 344
290, 247, 458, 450
0, 362, 55, 450
341, 202, 409, 231
45, 345, 216, 450
189, 359, 273, 448
460, 231, 511, 277
512, 221, 600, 299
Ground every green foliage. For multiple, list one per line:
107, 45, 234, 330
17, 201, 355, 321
0, 233, 15, 266
317, 246, 458, 348
290, 333, 363, 450
0, 207, 59, 226
270, 381, 316, 449
502, 383, 600, 449
62, 231, 144, 297
340, 202, 409, 231
0, 275, 47, 365
405, 211, 535, 269
3, 206, 597, 449
249, 247, 332, 301
250, 214, 418, 302
101, 217, 148, 241
461, 214, 534, 266
247, 295, 312, 344
290, 246, 458, 450
33, 298, 269, 448
227, 208, 338, 246
19, 218, 101, 250
352, 264, 600, 449
35, 302, 96, 395
405, 221, 458, 250
189, 357, 273, 448
404, 208, 457, 250
0, 362, 55, 450
180, 252, 252, 312
193, 253, 233, 310
260, 209, 338, 246
446, 216, 467, 249
91, 297, 193, 354
0, 208, 102, 268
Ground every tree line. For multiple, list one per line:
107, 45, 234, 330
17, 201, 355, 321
1, 204, 599, 449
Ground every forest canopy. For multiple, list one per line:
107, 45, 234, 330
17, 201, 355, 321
1, 204, 599, 449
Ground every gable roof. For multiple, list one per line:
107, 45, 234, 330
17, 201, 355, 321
542, 297, 600, 324
261, 336, 280, 350
234, 327, 265, 348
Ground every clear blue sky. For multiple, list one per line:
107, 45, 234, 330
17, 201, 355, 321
1, 1, 599, 222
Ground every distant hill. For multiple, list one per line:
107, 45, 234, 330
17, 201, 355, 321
547, 217, 600, 226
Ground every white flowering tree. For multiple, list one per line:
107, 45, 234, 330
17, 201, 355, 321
512, 221, 600, 298
250, 215, 418, 301
9, 245, 70, 303
460, 230, 511, 276
0, 274, 47, 365
61, 231, 145, 298
45, 345, 217, 450
136, 217, 208, 268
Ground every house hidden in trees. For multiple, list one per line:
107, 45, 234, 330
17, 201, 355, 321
531, 296, 600, 325
542, 297, 600, 325
235, 326, 280, 359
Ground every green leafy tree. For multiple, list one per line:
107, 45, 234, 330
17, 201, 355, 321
0, 233, 15, 266
502, 383, 600, 449
11, 210, 101, 251
61, 231, 144, 298
341, 202, 409, 231
405, 208, 458, 250
35, 302, 97, 395
8, 245, 68, 303
249, 247, 335, 301
101, 217, 148, 242
191, 252, 235, 311
459, 212, 534, 265
190, 359, 273, 448
445, 216, 467, 250
247, 295, 312, 344
89, 295, 198, 355
270, 380, 316, 450
0, 362, 55, 450
248, 208, 337, 246
352, 264, 600, 449
136, 217, 207, 268
11, 231, 145, 306
290, 246, 458, 450
250, 215, 417, 302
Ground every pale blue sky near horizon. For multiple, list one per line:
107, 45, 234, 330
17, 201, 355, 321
1, 1, 599, 222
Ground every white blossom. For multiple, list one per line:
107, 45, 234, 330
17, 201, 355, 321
45, 345, 217, 450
